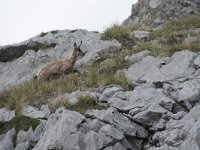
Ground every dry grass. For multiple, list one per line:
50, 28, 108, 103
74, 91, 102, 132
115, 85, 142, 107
49, 94, 106, 114
150, 16, 200, 44
0, 49, 132, 114
132, 41, 200, 57
69, 94, 106, 114
101, 23, 138, 48
48, 97, 69, 112
0, 73, 81, 114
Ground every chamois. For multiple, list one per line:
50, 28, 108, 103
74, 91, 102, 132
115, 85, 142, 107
35, 41, 84, 81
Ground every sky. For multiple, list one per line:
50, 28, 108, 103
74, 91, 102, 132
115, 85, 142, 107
0, 0, 137, 46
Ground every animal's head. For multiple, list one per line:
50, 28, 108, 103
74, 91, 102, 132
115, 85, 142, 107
74, 41, 85, 57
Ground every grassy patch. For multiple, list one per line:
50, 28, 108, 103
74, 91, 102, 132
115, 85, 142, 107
101, 23, 137, 49
0, 49, 132, 114
48, 97, 69, 112
69, 94, 106, 114
0, 73, 81, 114
39, 32, 48, 37
51, 30, 58, 34
133, 16, 200, 57
39, 43, 57, 50
0, 116, 40, 146
48, 94, 106, 114
150, 16, 200, 44
132, 41, 200, 57
164, 15, 200, 31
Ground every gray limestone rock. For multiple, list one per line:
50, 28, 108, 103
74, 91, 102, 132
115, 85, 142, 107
125, 51, 198, 84
16, 127, 34, 145
150, 105, 200, 149
194, 55, 200, 67
130, 31, 150, 41
33, 108, 85, 150
29, 121, 46, 147
99, 85, 124, 102
0, 128, 15, 150
171, 79, 200, 110
149, 0, 162, 9
22, 105, 47, 119
15, 142, 30, 150
0, 108, 15, 121
108, 87, 176, 131
181, 119, 200, 150
125, 50, 153, 64
86, 108, 148, 138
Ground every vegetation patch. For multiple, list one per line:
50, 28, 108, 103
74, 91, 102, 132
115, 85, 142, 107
0, 48, 132, 114
0, 116, 40, 146
48, 97, 69, 112
150, 16, 200, 44
51, 30, 58, 34
48, 94, 106, 114
39, 32, 48, 37
101, 23, 137, 49
69, 94, 106, 114
39, 43, 57, 50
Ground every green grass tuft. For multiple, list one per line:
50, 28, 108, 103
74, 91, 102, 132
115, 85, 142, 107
68, 94, 106, 114
150, 16, 200, 45
101, 23, 137, 49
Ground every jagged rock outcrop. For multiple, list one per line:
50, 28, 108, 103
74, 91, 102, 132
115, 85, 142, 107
0, 128, 15, 150
125, 50, 200, 85
123, 0, 200, 27
0, 29, 121, 90
33, 107, 147, 150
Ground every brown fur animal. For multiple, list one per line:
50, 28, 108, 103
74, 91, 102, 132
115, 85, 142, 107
35, 41, 84, 81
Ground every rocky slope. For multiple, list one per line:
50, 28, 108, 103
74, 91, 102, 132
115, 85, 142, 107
0, 29, 121, 90
1, 50, 200, 150
123, 0, 200, 27
0, 1, 200, 150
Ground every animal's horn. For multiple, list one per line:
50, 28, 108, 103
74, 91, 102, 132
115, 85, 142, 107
74, 42, 77, 48
78, 41, 82, 48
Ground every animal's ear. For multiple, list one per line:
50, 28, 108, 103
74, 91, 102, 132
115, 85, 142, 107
78, 41, 82, 48
74, 42, 77, 48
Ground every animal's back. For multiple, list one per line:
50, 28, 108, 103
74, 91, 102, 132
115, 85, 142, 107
36, 60, 71, 80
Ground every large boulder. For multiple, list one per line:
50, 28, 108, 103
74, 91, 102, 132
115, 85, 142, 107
0, 29, 121, 90
33, 108, 85, 150
125, 50, 198, 84
86, 108, 148, 139
108, 87, 177, 131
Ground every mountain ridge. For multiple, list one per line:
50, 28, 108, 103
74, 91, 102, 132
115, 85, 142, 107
123, 0, 200, 27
